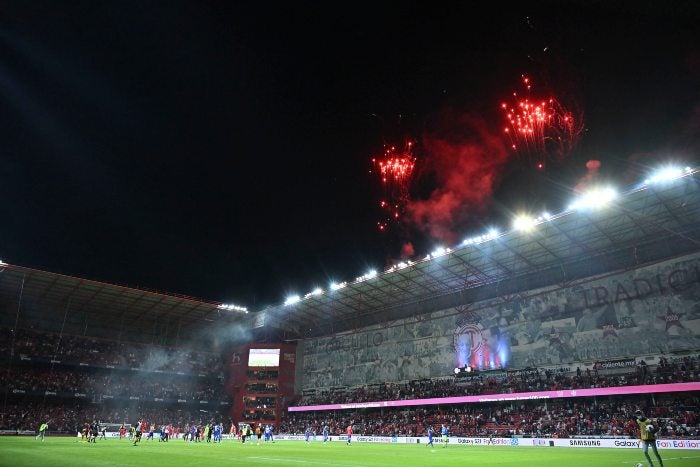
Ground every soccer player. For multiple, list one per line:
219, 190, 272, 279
264, 424, 272, 443
441, 424, 448, 448
36, 422, 48, 441
426, 426, 434, 447
133, 422, 143, 446
346, 424, 353, 446
81, 422, 90, 442
89, 422, 98, 443
305, 426, 311, 443
322, 425, 329, 444
635, 410, 664, 467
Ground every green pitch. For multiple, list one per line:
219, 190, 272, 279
1, 437, 698, 466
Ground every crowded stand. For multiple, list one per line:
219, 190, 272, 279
281, 355, 699, 440
2, 323, 699, 442
281, 393, 699, 439
0, 401, 232, 435
0, 327, 224, 375
2, 367, 223, 401
296, 356, 699, 406
1, 326, 232, 435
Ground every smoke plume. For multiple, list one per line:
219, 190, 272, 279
406, 113, 510, 245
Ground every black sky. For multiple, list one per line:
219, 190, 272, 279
1, 1, 699, 310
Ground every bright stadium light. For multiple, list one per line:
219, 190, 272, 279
454, 365, 475, 377
355, 270, 378, 282
284, 295, 301, 306
537, 212, 552, 222
217, 303, 247, 313
568, 186, 617, 211
304, 287, 323, 298
330, 281, 347, 291
431, 247, 450, 257
513, 215, 537, 232
644, 166, 692, 185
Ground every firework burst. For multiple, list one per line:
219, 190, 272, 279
501, 76, 581, 167
371, 141, 416, 232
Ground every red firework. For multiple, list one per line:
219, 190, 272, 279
501, 76, 581, 166
371, 141, 416, 231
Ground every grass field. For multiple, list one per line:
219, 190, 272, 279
1, 437, 698, 467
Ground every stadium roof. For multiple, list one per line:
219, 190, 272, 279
0, 263, 247, 345
258, 170, 700, 341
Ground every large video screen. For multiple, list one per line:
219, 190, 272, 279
248, 348, 280, 367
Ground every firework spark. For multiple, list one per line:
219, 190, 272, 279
501, 76, 581, 167
371, 141, 416, 231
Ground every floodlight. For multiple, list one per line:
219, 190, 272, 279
644, 166, 688, 185
513, 215, 537, 232
217, 303, 248, 312
430, 246, 450, 258
330, 281, 347, 291
284, 295, 301, 306
568, 187, 617, 211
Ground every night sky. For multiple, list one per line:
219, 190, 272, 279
1, 1, 699, 310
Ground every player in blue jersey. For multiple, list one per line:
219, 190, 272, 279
426, 426, 434, 447
322, 425, 329, 444
441, 424, 448, 447
305, 426, 311, 443
264, 424, 271, 443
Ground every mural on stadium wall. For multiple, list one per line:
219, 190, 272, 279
298, 252, 700, 390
